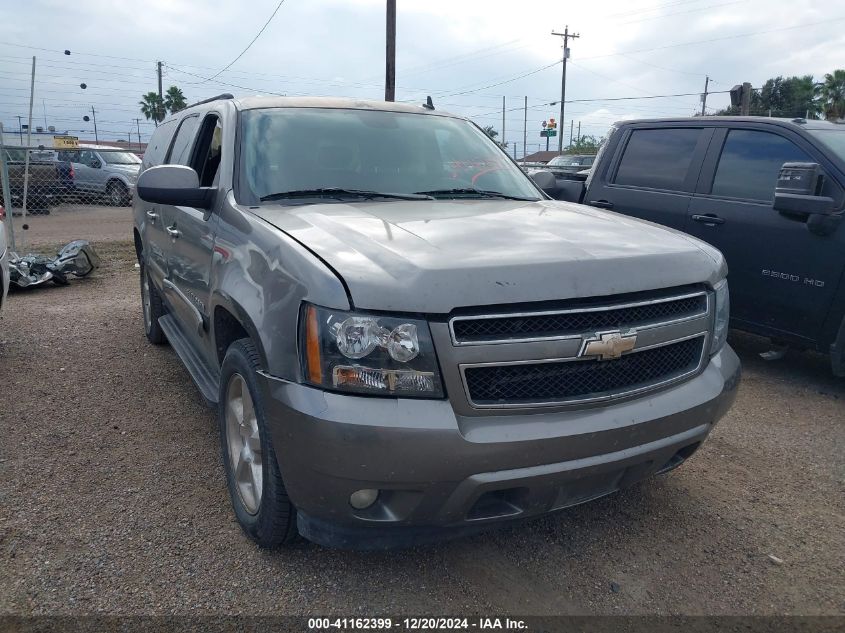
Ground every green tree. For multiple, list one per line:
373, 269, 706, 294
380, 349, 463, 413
817, 70, 845, 120
714, 75, 820, 118
567, 134, 602, 153
139, 92, 165, 126
164, 86, 187, 114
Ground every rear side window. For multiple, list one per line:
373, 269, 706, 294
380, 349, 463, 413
142, 118, 177, 169
167, 115, 201, 166
614, 128, 702, 191
711, 129, 811, 201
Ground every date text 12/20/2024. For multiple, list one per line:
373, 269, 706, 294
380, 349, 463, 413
308, 618, 529, 631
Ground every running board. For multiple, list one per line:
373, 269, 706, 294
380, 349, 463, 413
158, 314, 220, 406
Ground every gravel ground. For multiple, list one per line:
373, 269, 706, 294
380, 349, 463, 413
0, 207, 843, 616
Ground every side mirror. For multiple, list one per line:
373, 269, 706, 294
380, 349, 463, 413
90, 159, 101, 169
530, 170, 557, 193
774, 162, 837, 216
137, 165, 214, 208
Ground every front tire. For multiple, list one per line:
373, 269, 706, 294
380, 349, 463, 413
107, 181, 130, 207
219, 339, 298, 548
140, 263, 166, 344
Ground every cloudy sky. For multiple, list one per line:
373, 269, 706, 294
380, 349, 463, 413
1, 0, 843, 153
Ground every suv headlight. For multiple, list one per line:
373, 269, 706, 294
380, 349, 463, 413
301, 304, 444, 398
710, 279, 730, 354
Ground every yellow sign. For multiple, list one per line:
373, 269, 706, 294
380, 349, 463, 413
53, 135, 79, 149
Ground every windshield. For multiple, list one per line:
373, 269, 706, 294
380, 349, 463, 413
807, 129, 845, 163
101, 151, 141, 165
238, 108, 541, 203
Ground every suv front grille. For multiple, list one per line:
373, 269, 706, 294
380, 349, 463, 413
463, 336, 705, 407
451, 293, 707, 344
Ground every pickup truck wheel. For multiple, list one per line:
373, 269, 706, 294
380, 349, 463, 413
140, 264, 166, 344
107, 181, 130, 207
219, 339, 299, 548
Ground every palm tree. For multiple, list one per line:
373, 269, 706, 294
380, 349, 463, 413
817, 70, 845, 120
164, 86, 187, 114
139, 92, 165, 126
481, 125, 499, 140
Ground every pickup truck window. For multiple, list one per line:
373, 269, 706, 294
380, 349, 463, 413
711, 130, 810, 201
614, 128, 702, 191
238, 108, 540, 203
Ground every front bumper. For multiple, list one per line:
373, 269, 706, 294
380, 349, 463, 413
258, 346, 740, 549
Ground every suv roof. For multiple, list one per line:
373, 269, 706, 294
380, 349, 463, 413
615, 116, 843, 132
172, 94, 458, 118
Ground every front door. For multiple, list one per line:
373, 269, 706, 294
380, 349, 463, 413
164, 113, 221, 364
73, 149, 102, 194
685, 127, 845, 344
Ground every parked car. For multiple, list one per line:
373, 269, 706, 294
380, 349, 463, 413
1, 148, 74, 214
58, 146, 141, 206
0, 205, 8, 310
544, 153, 595, 178
134, 95, 740, 549
536, 117, 845, 376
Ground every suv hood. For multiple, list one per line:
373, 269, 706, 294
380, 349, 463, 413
252, 199, 724, 313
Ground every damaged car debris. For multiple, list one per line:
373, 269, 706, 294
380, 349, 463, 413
9, 240, 100, 288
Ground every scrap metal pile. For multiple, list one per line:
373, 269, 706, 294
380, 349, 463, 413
9, 240, 100, 288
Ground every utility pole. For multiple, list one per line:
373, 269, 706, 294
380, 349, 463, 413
501, 96, 505, 151
577, 121, 581, 146
740, 81, 752, 116
16, 115, 23, 144
569, 120, 573, 149
551, 26, 579, 153
157, 61, 164, 123
19, 56, 35, 248
91, 106, 99, 145
700, 75, 709, 116
523, 96, 527, 160
385, 0, 396, 101
134, 118, 142, 152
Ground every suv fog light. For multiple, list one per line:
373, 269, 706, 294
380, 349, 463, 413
349, 489, 379, 510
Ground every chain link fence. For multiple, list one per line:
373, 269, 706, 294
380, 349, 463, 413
1, 146, 140, 217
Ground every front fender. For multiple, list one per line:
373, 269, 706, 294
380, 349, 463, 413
210, 200, 350, 380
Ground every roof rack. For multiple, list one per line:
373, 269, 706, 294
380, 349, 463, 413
184, 93, 235, 109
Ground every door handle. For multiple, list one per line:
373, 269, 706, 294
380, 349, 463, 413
166, 225, 181, 239
590, 200, 615, 210
146, 210, 158, 222
691, 214, 725, 225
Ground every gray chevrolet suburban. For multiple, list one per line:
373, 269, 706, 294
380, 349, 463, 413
133, 95, 740, 549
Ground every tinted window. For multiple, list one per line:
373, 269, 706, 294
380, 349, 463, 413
142, 118, 178, 169
614, 128, 702, 191
167, 115, 201, 166
712, 130, 811, 201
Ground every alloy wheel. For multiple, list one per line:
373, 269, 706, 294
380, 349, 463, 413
225, 373, 263, 514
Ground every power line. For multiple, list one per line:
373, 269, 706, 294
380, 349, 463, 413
203, 0, 287, 82
580, 16, 845, 61
616, 0, 747, 26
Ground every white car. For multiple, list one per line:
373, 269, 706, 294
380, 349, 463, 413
0, 204, 9, 310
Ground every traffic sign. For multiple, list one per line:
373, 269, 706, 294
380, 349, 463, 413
540, 130, 557, 138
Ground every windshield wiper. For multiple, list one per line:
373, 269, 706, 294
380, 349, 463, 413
414, 187, 537, 201
260, 188, 433, 202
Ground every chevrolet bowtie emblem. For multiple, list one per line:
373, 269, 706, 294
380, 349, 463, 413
580, 330, 637, 361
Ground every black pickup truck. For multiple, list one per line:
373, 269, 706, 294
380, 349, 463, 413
534, 117, 845, 375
